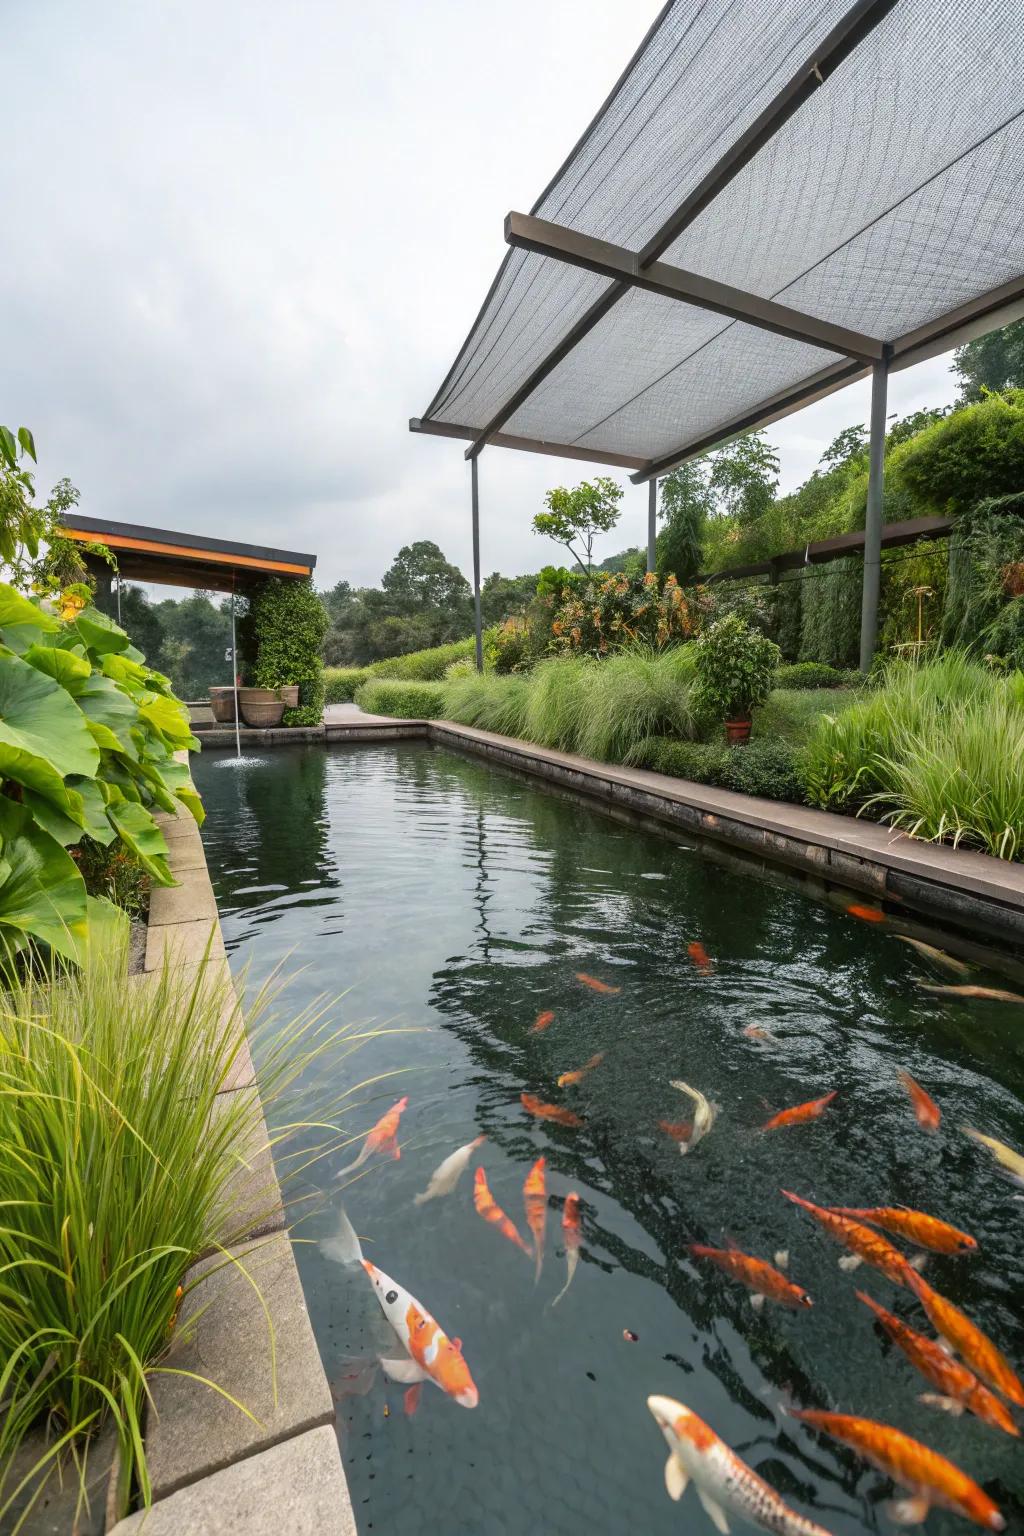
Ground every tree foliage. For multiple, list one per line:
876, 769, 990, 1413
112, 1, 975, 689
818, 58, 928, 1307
953, 318, 1024, 403
533, 477, 623, 572
657, 463, 714, 582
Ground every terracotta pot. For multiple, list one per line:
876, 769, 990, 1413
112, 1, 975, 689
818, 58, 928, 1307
208, 686, 238, 723
240, 698, 286, 729
238, 687, 280, 704
279, 685, 300, 708
724, 718, 752, 745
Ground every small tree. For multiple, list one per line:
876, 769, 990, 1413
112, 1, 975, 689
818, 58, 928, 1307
533, 476, 623, 573
657, 462, 714, 583
708, 432, 780, 526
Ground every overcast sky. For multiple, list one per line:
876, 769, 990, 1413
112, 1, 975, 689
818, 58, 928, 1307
3, 1, 959, 597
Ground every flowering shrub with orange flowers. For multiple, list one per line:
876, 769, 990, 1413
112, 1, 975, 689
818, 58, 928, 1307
549, 571, 712, 656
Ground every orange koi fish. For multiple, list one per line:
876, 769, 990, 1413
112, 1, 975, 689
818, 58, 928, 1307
557, 1052, 605, 1089
782, 1191, 913, 1286
335, 1094, 409, 1178
789, 1409, 1005, 1529
918, 983, 1024, 1004
744, 1025, 777, 1042
857, 1292, 1018, 1437
551, 1192, 582, 1307
363, 1260, 478, 1409
520, 1092, 583, 1128
687, 941, 713, 974
650, 1397, 835, 1536
847, 903, 886, 923
690, 1244, 812, 1312
899, 1070, 941, 1133
473, 1167, 531, 1256
763, 1091, 837, 1132
829, 1206, 976, 1255
905, 1267, 1024, 1408
576, 972, 621, 995
523, 1156, 547, 1284
532, 1010, 555, 1033
659, 1118, 693, 1146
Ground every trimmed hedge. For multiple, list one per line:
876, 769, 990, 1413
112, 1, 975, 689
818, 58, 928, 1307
324, 667, 373, 703
369, 634, 491, 681
636, 736, 805, 803
774, 662, 861, 689
353, 679, 448, 719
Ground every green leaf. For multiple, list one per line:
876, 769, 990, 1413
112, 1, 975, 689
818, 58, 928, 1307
107, 800, 173, 886
65, 673, 140, 758
0, 583, 60, 651
23, 789, 86, 846
138, 693, 195, 748
23, 642, 92, 687
158, 758, 205, 826
16, 426, 37, 462
68, 775, 117, 844
0, 796, 88, 960
69, 894, 130, 969
67, 605, 130, 657
0, 426, 17, 469
0, 649, 99, 779
0, 739, 84, 819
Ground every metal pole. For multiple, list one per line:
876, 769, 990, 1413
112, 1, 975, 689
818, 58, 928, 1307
231, 579, 241, 759
116, 572, 122, 625
471, 455, 483, 672
647, 477, 657, 573
859, 356, 889, 674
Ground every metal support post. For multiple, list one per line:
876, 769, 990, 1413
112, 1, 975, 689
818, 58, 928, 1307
471, 455, 483, 672
859, 356, 889, 674
231, 580, 241, 759
647, 478, 657, 574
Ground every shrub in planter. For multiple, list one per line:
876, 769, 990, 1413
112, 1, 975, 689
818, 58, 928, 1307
240, 578, 327, 726
353, 679, 448, 719
692, 613, 781, 739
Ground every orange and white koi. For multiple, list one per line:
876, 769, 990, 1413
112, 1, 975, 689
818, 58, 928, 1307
829, 1206, 975, 1255
905, 1267, 1024, 1408
782, 1191, 913, 1286
413, 1135, 485, 1206
857, 1292, 1018, 1437
520, 1092, 583, 1128
790, 1409, 1005, 1529
690, 1244, 812, 1313
362, 1259, 479, 1409
532, 1010, 555, 1033
335, 1095, 408, 1178
648, 1396, 834, 1536
896, 936, 971, 975
575, 972, 621, 995
763, 1091, 836, 1132
523, 1156, 547, 1284
743, 1025, 777, 1042
551, 1192, 582, 1308
669, 1080, 717, 1153
898, 1070, 941, 1132
557, 1052, 604, 1088
659, 1118, 693, 1146
687, 941, 713, 974
847, 903, 885, 923
918, 983, 1024, 1004
473, 1167, 531, 1256
962, 1126, 1024, 1187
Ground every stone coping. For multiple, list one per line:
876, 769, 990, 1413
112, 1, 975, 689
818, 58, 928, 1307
108, 804, 352, 1534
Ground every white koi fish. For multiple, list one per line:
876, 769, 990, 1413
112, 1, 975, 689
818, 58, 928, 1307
669, 1080, 718, 1153
647, 1396, 834, 1536
363, 1260, 479, 1408
413, 1135, 485, 1205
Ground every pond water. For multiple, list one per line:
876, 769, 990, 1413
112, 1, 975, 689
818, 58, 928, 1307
191, 742, 1024, 1536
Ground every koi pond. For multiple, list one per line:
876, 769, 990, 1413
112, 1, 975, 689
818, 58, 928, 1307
191, 741, 1024, 1536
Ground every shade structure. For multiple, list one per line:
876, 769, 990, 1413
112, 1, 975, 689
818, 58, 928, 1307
60, 515, 316, 593
412, 0, 1024, 480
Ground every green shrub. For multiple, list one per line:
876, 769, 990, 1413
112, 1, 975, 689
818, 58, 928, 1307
70, 836, 150, 918
370, 634, 487, 680
241, 578, 327, 727
692, 613, 781, 722
444, 671, 533, 736
551, 571, 708, 655
798, 556, 862, 668
353, 679, 447, 719
775, 662, 857, 688
942, 492, 1024, 666
802, 652, 1024, 857
634, 737, 730, 782
323, 666, 373, 702
719, 739, 805, 801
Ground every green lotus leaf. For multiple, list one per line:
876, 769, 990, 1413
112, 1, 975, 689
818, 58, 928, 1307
0, 737, 85, 819
0, 583, 60, 642
22, 642, 92, 687
85, 718, 123, 754
106, 800, 173, 886
22, 789, 86, 845
0, 649, 99, 779
68, 775, 117, 844
67, 604, 130, 657
100, 762, 142, 803
0, 796, 88, 961
157, 757, 205, 826
65, 673, 140, 758
138, 692, 196, 748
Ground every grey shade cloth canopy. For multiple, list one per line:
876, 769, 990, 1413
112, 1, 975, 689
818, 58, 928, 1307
413, 0, 1024, 480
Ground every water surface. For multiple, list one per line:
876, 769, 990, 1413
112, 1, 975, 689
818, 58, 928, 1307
192, 742, 1024, 1536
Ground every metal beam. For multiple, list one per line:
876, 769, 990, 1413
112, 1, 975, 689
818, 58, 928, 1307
462, 0, 899, 461
647, 479, 657, 574
409, 416, 646, 471
505, 212, 883, 362
859, 357, 889, 672
694, 513, 954, 586
471, 456, 483, 672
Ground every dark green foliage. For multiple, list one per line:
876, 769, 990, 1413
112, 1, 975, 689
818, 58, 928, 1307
692, 614, 781, 721
240, 578, 327, 727
657, 463, 713, 582
634, 735, 803, 803
323, 667, 373, 702
321, 542, 473, 664
353, 679, 447, 719
634, 737, 729, 781
480, 571, 539, 624
953, 318, 1024, 403
597, 547, 645, 575
894, 390, 1024, 515
94, 583, 166, 670
772, 579, 802, 662
774, 662, 859, 689
70, 836, 150, 918
798, 558, 861, 668
942, 491, 1024, 666
370, 634, 486, 680
708, 432, 779, 525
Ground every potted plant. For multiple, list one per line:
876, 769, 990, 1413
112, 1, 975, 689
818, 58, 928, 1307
237, 685, 286, 728
208, 686, 237, 723
692, 612, 780, 745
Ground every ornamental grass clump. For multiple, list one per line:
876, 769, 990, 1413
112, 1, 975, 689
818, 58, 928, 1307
0, 940, 380, 1529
